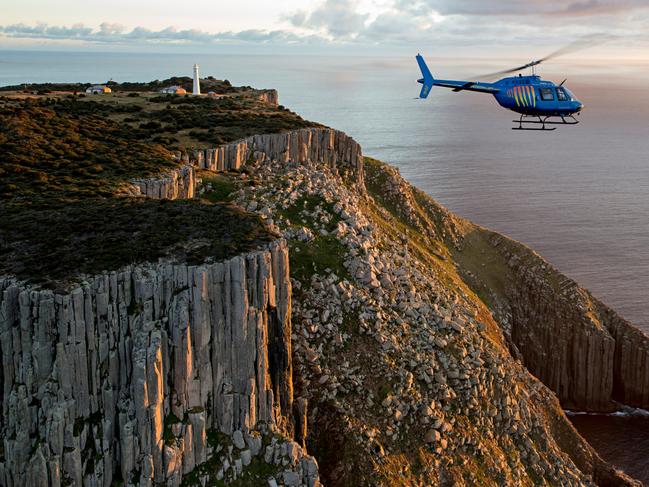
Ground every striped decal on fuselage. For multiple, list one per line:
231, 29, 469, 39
509, 85, 537, 108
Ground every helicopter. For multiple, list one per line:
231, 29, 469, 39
415, 43, 589, 131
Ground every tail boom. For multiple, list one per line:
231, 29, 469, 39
416, 54, 500, 97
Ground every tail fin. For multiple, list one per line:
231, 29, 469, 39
416, 54, 434, 99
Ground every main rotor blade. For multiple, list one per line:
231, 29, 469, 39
538, 33, 615, 62
475, 33, 615, 80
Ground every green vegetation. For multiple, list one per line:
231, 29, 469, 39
163, 413, 183, 446
199, 172, 236, 203
0, 76, 240, 95
278, 195, 340, 230
275, 194, 350, 283
0, 78, 318, 284
144, 94, 317, 147
180, 431, 279, 487
0, 87, 319, 157
289, 236, 350, 284
0, 97, 175, 201
0, 199, 273, 285
180, 456, 280, 487
207, 429, 231, 449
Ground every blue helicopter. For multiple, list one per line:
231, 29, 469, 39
416, 51, 585, 131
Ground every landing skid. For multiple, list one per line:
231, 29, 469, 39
512, 114, 579, 131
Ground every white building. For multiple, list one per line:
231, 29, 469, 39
159, 86, 187, 95
86, 85, 111, 94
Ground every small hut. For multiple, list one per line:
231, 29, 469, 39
159, 86, 187, 95
86, 85, 112, 94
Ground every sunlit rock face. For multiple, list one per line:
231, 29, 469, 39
0, 240, 296, 486
256, 89, 279, 106
179, 127, 364, 187
129, 165, 196, 200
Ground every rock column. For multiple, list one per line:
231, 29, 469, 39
0, 240, 292, 486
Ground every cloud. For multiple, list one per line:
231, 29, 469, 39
287, 0, 368, 38
0, 22, 318, 45
394, 0, 649, 17
1, 0, 647, 52
0, 23, 94, 40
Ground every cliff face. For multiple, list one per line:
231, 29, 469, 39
466, 232, 649, 413
129, 165, 196, 200
607, 312, 649, 407
221, 153, 640, 486
255, 89, 279, 106
0, 240, 318, 487
179, 127, 363, 188
485, 234, 617, 411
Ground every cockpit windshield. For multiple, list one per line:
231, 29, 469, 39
556, 87, 573, 101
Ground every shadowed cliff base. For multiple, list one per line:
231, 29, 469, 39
454, 221, 649, 414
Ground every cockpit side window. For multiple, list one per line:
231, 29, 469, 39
556, 87, 572, 101
540, 88, 554, 101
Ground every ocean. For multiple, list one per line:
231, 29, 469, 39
2, 49, 649, 482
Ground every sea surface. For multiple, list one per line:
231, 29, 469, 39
568, 410, 649, 483
2, 50, 649, 482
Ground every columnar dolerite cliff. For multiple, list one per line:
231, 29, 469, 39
483, 233, 649, 412
255, 89, 279, 106
179, 127, 364, 187
0, 240, 319, 487
130, 165, 196, 200
604, 311, 649, 407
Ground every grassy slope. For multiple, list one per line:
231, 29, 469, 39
0, 87, 313, 284
0, 199, 273, 286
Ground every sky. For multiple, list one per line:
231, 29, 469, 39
1, 0, 648, 59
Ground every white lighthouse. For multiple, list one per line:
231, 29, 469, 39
192, 64, 201, 95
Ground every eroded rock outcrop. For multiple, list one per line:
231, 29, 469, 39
129, 165, 195, 200
130, 128, 363, 202
181, 128, 364, 188
3, 85, 646, 486
606, 312, 649, 407
255, 89, 279, 106
220, 153, 640, 486
0, 240, 313, 486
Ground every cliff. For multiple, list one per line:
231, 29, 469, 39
179, 127, 363, 188
255, 89, 279, 106
2, 87, 648, 486
0, 241, 318, 487
222, 151, 641, 486
129, 165, 196, 200
454, 229, 649, 413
